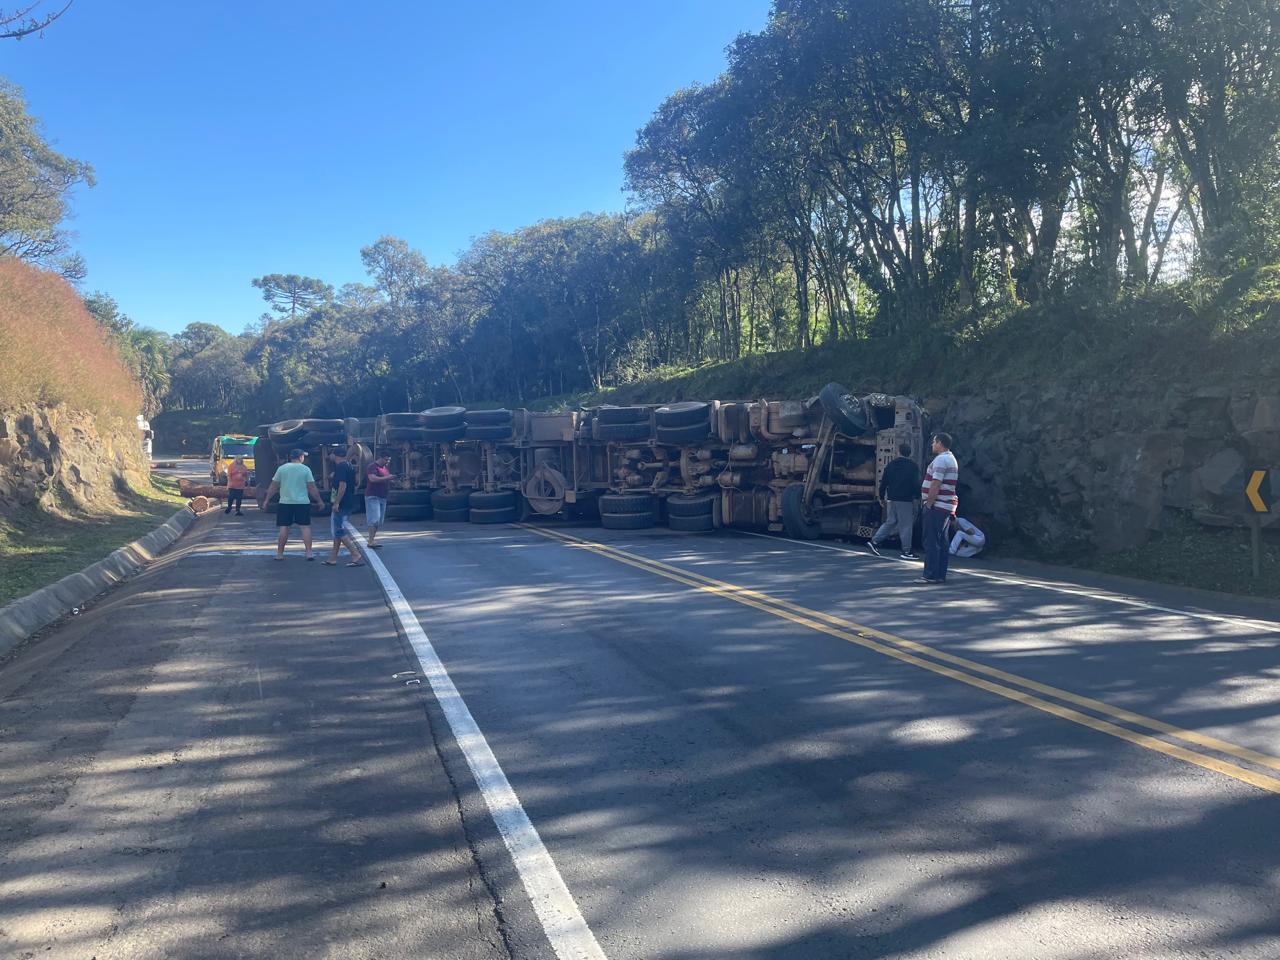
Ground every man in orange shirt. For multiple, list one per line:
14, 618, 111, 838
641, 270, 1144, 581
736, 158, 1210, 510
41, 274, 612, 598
224, 456, 250, 516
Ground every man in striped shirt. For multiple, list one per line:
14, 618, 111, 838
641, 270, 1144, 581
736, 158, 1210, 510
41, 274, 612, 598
919, 432, 959, 584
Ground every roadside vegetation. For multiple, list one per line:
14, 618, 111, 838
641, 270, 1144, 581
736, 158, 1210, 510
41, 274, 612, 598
0, 475, 183, 608
0, 259, 140, 425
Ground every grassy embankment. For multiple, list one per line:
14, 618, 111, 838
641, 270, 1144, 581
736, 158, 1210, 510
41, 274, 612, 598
0, 475, 185, 607
0, 259, 188, 607
532, 281, 1280, 599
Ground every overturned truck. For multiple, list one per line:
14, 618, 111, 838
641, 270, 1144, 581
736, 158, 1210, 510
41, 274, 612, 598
261, 385, 929, 542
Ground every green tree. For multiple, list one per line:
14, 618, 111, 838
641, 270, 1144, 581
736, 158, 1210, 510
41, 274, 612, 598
0, 79, 94, 274
251, 273, 334, 321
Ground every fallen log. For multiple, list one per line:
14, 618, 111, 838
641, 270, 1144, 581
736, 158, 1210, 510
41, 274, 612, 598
179, 479, 258, 500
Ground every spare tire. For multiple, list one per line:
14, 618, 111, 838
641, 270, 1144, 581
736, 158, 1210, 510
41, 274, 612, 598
595, 405, 650, 425
818, 383, 870, 436
422, 405, 466, 428
465, 408, 513, 426
597, 421, 651, 442
382, 412, 425, 428
655, 401, 710, 429
431, 489, 472, 512
656, 422, 711, 446
465, 424, 513, 441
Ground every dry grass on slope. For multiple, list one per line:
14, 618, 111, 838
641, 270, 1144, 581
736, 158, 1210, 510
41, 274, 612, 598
0, 257, 141, 425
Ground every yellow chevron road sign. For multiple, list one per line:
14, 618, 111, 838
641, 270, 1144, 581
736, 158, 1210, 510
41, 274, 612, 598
1247, 470, 1271, 513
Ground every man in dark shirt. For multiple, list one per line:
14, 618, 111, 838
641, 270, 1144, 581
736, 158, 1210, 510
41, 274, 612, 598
324, 447, 364, 567
868, 442, 921, 559
363, 453, 395, 550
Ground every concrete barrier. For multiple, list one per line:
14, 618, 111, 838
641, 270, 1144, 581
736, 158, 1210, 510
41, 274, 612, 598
0, 506, 199, 659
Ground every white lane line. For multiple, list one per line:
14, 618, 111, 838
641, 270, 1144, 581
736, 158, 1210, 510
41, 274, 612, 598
345, 522, 608, 960
732, 530, 1280, 633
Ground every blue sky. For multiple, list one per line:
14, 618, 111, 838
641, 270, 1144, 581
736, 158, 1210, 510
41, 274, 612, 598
2, 1, 771, 334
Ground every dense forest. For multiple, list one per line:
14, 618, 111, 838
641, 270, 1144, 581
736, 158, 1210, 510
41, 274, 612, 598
5, 0, 1280, 422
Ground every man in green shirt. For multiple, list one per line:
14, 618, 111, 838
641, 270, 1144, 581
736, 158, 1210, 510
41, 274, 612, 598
260, 448, 323, 560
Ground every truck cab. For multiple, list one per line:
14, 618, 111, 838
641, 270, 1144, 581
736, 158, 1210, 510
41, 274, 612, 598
211, 434, 258, 486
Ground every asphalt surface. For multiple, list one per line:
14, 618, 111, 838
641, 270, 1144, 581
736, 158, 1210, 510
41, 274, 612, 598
0, 511, 507, 960
4, 509, 1280, 959
371, 518, 1280, 960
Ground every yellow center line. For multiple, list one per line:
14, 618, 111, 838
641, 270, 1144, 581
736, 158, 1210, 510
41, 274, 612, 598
515, 523, 1280, 796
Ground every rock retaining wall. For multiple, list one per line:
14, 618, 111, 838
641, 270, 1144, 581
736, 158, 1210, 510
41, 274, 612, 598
927, 381, 1280, 555
0, 404, 148, 515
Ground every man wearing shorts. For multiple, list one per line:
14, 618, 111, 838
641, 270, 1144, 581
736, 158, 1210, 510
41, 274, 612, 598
364, 453, 395, 550
324, 447, 364, 567
261, 448, 323, 561
919, 432, 959, 584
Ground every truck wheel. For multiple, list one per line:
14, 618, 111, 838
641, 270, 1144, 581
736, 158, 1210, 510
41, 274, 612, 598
269, 420, 305, 443
655, 422, 711, 446
469, 490, 518, 510
597, 421, 651, 442
420, 424, 467, 443
465, 408, 513, 426
655, 401, 710, 428
780, 484, 822, 540
818, 383, 870, 436
384, 427, 430, 443
388, 489, 433, 506
601, 510, 655, 530
465, 424, 514, 440
300, 431, 346, 448
599, 493, 656, 515
434, 507, 470, 523
431, 489, 472, 512
301, 418, 346, 433
382, 412, 426, 428
668, 512, 714, 532
422, 405, 466, 428
665, 493, 716, 518
386, 504, 432, 521
470, 506, 519, 524
595, 405, 650, 425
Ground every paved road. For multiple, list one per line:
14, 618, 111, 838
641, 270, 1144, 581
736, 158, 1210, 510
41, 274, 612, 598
150, 456, 210, 483
0, 512, 507, 960
371, 518, 1280, 960
4, 510, 1280, 959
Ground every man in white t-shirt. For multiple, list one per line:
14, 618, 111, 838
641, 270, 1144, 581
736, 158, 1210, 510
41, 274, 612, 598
918, 432, 958, 584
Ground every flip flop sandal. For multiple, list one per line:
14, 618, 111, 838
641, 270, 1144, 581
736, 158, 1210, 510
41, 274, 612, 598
346, 561, 365, 567
322, 560, 338, 566
369, 544, 383, 550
